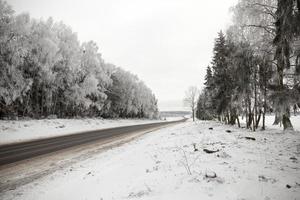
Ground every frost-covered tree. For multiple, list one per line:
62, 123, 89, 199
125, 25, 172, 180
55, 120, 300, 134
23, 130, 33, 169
0, 3, 32, 118
0, 0, 158, 119
105, 67, 158, 119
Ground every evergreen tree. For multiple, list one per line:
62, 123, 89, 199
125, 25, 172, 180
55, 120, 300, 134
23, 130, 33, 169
272, 0, 300, 130
210, 31, 233, 122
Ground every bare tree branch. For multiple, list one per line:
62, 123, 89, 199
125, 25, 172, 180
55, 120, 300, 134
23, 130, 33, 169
242, 24, 276, 36
248, 2, 277, 10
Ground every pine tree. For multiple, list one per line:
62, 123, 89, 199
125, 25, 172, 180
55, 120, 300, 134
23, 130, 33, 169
204, 66, 213, 89
196, 66, 215, 120
272, 0, 298, 130
210, 31, 232, 122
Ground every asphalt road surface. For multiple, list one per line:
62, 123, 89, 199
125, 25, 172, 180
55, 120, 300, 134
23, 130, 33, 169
0, 119, 187, 166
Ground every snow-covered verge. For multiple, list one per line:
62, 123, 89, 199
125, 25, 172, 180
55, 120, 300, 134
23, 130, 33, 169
2, 119, 299, 200
0, 117, 181, 145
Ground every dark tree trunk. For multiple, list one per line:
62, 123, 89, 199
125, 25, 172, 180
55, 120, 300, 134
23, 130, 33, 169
192, 109, 195, 121
262, 77, 267, 130
254, 65, 257, 131
256, 109, 262, 129
282, 109, 293, 130
236, 116, 240, 128
273, 111, 281, 125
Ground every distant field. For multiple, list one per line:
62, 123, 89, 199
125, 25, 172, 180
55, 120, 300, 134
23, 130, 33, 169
159, 111, 191, 118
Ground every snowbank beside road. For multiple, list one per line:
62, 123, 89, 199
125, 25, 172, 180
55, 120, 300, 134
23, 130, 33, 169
2, 119, 299, 200
0, 117, 185, 145
0, 118, 158, 145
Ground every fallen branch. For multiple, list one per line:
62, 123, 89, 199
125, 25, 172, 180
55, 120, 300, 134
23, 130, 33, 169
245, 136, 256, 141
203, 149, 219, 154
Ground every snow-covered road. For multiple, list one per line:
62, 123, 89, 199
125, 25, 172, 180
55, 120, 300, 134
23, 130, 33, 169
2, 118, 300, 200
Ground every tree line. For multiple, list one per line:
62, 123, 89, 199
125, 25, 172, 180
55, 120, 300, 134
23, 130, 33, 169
0, 1, 159, 119
196, 0, 300, 130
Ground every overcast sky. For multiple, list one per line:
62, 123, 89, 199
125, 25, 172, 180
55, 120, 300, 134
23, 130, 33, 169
8, 0, 238, 110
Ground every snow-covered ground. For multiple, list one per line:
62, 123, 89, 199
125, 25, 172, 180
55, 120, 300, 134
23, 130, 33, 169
239, 115, 300, 131
265, 115, 300, 131
0, 117, 181, 145
2, 116, 299, 200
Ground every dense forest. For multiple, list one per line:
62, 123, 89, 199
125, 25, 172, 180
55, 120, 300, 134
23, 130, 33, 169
196, 0, 300, 130
0, 1, 159, 119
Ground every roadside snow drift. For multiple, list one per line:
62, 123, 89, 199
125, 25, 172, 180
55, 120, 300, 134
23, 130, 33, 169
0, 118, 181, 145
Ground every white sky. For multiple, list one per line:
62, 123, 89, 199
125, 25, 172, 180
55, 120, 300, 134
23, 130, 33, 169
8, 0, 238, 110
